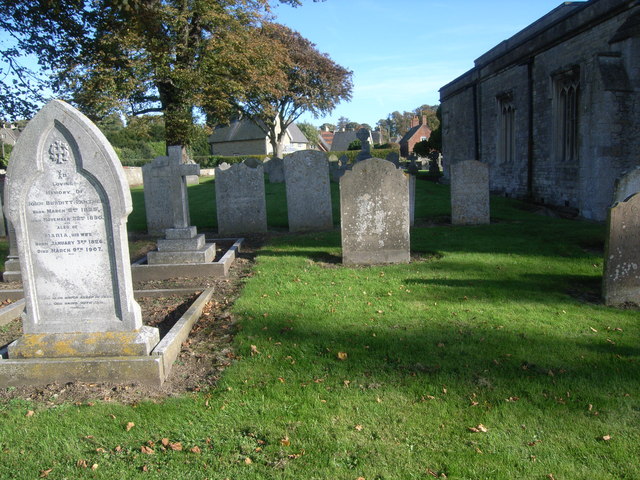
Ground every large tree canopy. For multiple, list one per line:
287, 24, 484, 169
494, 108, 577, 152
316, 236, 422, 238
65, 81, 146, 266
225, 22, 352, 158
0, 0, 317, 147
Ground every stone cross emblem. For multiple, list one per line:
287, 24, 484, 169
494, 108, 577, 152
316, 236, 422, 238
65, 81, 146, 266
48, 140, 70, 164
166, 146, 200, 229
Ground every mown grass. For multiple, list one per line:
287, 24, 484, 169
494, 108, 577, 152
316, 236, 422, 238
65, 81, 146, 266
1, 176, 639, 479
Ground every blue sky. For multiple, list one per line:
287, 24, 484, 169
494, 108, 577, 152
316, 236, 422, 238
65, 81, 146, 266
271, 0, 574, 128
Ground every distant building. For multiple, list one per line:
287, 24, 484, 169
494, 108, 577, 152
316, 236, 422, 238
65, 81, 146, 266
399, 116, 432, 157
440, 0, 640, 221
0, 127, 20, 146
208, 118, 309, 156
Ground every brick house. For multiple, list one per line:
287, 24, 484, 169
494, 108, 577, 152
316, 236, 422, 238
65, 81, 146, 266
399, 116, 432, 157
439, 0, 640, 221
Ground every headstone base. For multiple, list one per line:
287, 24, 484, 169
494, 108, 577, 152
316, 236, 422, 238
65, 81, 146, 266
2, 258, 21, 282
147, 227, 216, 265
343, 250, 410, 266
8, 326, 160, 358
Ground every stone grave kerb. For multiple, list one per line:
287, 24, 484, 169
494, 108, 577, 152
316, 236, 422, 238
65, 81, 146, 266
5, 100, 150, 344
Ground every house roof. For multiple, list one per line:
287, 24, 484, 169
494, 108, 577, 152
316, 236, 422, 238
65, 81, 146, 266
320, 130, 334, 147
330, 131, 358, 152
208, 118, 308, 144
287, 123, 309, 144
400, 124, 431, 144
208, 119, 268, 143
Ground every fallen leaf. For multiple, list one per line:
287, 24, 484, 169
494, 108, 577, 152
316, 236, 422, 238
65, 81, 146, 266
169, 442, 183, 451
506, 396, 520, 402
190, 446, 201, 454
337, 352, 348, 361
250, 345, 260, 356
76, 460, 88, 468
115, 445, 122, 452
26, 410, 35, 417
126, 422, 135, 431
281, 437, 290, 447
91, 464, 98, 471
140, 446, 155, 455
468, 424, 488, 433
354, 425, 364, 431
590, 327, 598, 333
39, 469, 53, 478
161, 438, 170, 447
141, 465, 149, 472
547, 475, 556, 480
244, 457, 253, 465
601, 435, 611, 441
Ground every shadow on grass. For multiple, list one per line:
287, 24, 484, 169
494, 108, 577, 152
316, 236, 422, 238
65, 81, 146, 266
241, 310, 640, 398
406, 273, 603, 303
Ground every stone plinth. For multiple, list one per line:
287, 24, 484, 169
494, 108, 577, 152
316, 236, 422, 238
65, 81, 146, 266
147, 227, 215, 265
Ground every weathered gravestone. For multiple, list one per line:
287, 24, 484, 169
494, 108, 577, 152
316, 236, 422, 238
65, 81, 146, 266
0, 175, 6, 237
386, 151, 400, 167
602, 193, 640, 306
146, 146, 215, 264
264, 157, 284, 183
2, 220, 20, 282
215, 162, 267, 235
450, 160, 490, 225
613, 166, 640, 204
340, 158, 410, 265
284, 150, 333, 232
243, 157, 262, 168
4, 100, 159, 362
355, 128, 372, 163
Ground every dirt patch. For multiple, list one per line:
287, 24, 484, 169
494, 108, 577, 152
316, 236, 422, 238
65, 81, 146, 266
0, 238, 261, 405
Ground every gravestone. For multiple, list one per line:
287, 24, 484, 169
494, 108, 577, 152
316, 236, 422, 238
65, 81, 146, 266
409, 174, 416, 227
244, 157, 262, 168
602, 193, 640, 306
146, 146, 215, 265
386, 151, 400, 167
264, 156, 284, 183
340, 158, 410, 265
4, 100, 159, 358
142, 155, 176, 235
355, 128, 372, 162
284, 150, 333, 232
450, 160, 490, 225
215, 162, 267, 235
613, 167, 640, 204
0, 175, 6, 237
2, 220, 20, 282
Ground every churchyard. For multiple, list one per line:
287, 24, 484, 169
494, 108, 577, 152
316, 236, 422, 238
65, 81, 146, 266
0, 160, 639, 478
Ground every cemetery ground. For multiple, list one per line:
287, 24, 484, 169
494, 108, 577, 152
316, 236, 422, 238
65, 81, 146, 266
0, 176, 639, 479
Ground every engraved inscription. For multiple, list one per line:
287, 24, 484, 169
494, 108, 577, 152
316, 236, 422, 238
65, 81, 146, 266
26, 134, 116, 322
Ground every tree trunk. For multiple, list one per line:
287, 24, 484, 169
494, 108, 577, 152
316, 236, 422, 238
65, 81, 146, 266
158, 81, 194, 149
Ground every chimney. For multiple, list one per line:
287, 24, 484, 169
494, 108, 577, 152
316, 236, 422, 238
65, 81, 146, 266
411, 116, 419, 128
422, 115, 427, 125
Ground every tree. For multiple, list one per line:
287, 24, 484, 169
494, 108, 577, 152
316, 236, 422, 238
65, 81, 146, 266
336, 116, 350, 131
320, 122, 335, 132
297, 122, 320, 148
231, 22, 352, 157
0, 0, 315, 148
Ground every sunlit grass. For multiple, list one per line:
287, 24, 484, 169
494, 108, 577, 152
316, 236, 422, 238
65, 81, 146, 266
1, 175, 638, 479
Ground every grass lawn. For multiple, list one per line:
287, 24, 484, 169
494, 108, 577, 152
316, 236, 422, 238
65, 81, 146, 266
1, 176, 639, 479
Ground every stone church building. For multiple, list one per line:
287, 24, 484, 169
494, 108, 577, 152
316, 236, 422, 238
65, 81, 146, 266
439, 0, 639, 220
